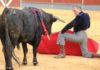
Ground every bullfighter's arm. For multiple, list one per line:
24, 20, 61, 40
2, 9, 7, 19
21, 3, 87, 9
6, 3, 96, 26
61, 19, 76, 34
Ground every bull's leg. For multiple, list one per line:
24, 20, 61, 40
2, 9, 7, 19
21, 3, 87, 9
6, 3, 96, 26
1, 40, 14, 70
33, 46, 38, 65
22, 43, 28, 65
3, 48, 13, 70
32, 38, 41, 65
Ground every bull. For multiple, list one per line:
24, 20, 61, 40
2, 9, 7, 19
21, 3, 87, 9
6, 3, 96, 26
0, 7, 65, 70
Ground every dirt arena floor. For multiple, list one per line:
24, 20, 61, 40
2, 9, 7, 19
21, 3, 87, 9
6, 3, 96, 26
0, 7, 100, 70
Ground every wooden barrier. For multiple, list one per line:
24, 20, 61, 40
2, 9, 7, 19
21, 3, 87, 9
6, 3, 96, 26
0, 0, 99, 7
23, 0, 100, 5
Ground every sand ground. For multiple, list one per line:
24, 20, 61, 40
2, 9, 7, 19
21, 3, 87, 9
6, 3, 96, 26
0, 7, 100, 70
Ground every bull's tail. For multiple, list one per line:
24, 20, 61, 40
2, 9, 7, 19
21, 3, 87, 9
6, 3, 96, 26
4, 17, 21, 66
12, 52, 21, 66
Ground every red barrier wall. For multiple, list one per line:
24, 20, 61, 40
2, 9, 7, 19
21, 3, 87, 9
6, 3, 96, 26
84, 0, 100, 5
0, 0, 20, 7
23, 0, 100, 5
0, 0, 99, 7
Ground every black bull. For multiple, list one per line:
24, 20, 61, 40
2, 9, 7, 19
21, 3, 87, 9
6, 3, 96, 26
0, 7, 60, 70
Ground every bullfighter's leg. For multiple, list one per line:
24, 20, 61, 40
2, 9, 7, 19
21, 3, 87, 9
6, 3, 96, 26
22, 43, 28, 65
55, 45, 65, 58
56, 31, 93, 58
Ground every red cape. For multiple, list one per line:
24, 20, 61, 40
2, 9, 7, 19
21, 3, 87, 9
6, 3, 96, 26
38, 31, 99, 56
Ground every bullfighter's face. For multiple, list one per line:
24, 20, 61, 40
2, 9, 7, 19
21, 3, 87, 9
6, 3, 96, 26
72, 6, 81, 16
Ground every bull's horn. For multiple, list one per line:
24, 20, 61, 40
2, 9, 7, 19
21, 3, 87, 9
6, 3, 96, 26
53, 15, 66, 23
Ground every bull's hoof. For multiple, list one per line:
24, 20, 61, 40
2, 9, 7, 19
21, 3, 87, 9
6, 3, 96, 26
22, 59, 27, 65
6, 67, 13, 70
22, 61, 27, 65
6, 69, 13, 70
33, 61, 38, 66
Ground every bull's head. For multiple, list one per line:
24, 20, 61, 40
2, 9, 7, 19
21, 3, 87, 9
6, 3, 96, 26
43, 13, 57, 35
41, 11, 65, 35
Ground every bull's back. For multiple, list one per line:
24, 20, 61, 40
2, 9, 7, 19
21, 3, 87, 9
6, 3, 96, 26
20, 8, 40, 42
